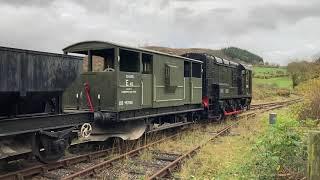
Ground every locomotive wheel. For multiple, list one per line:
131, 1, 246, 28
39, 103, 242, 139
32, 132, 68, 163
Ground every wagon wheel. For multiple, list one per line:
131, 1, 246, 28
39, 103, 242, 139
216, 114, 223, 121
80, 123, 92, 138
192, 113, 201, 122
44, 98, 57, 113
32, 132, 67, 163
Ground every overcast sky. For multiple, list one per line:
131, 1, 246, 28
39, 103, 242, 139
0, 0, 319, 65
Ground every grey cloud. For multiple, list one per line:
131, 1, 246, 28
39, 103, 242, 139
248, 2, 320, 29
0, 0, 319, 65
0, 0, 54, 7
69, 0, 170, 14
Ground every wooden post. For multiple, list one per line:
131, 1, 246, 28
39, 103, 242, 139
308, 131, 320, 180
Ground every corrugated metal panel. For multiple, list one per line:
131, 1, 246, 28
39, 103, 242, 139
0, 46, 82, 94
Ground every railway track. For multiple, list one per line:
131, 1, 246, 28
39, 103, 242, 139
250, 98, 301, 110
0, 98, 301, 180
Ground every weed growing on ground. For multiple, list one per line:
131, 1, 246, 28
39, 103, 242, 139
217, 109, 307, 179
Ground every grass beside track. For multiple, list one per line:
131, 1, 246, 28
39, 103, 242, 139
178, 104, 308, 179
176, 112, 268, 179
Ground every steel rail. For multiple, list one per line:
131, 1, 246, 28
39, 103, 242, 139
0, 147, 115, 180
250, 98, 301, 110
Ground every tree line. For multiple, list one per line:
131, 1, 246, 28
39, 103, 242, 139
287, 60, 320, 87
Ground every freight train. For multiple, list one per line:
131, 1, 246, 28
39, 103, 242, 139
0, 41, 252, 164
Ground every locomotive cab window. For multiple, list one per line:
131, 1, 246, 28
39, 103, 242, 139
192, 63, 201, 78
232, 69, 237, 87
142, 53, 153, 74
119, 49, 140, 72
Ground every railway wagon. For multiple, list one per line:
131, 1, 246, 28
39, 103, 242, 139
62, 41, 203, 141
0, 47, 92, 162
182, 53, 252, 120
0, 46, 82, 116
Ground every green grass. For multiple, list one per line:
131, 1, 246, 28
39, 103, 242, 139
253, 76, 293, 89
253, 66, 287, 76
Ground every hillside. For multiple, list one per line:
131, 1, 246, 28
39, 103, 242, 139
222, 47, 263, 64
144, 46, 263, 65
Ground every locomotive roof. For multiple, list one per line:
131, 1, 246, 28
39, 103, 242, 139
239, 63, 253, 70
184, 52, 252, 70
209, 54, 253, 70
63, 41, 202, 64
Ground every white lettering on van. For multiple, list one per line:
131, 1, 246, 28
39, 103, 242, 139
126, 74, 134, 78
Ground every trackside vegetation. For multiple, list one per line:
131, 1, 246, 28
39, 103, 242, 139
177, 106, 312, 179
217, 109, 309, 179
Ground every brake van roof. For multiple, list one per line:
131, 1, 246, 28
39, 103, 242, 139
63, 41, 202, 64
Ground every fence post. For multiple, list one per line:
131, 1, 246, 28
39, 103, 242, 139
308, 131, 320, 180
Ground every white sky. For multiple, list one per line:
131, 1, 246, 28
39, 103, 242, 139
0, 0, 320, 65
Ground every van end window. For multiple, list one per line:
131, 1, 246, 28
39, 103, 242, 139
192, 63, 201, 78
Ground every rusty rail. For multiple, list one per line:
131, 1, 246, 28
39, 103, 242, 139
61, 133, 179, 180
250, 98, 301, 110
0, 147, 115, 180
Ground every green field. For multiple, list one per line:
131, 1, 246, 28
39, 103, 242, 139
253, 66, 287, 76
253, 66, 292, 89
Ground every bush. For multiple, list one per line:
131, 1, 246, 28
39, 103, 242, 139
253, 84, 282, 100
224, 112, 307, 179
295, 78, 320, 120
250, 115, 306, 179
276, 88, 291, 97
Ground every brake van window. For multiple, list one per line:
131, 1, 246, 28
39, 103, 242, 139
119, 49, 140, 72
